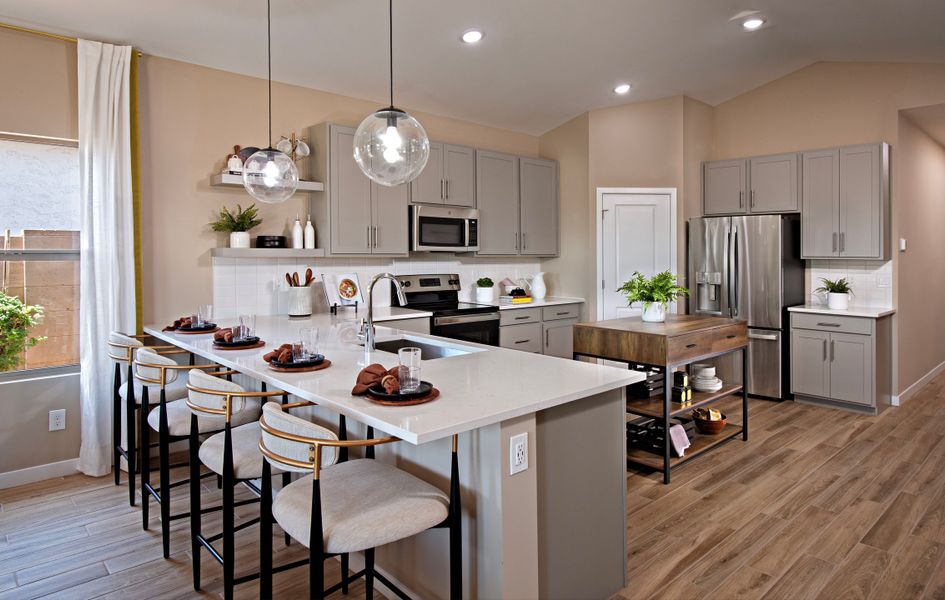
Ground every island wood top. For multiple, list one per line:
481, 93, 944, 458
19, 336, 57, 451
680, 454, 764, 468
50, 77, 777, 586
573, 314, 747, 367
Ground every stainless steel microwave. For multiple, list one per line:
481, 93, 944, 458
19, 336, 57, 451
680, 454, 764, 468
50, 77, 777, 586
410, 205, 479, 252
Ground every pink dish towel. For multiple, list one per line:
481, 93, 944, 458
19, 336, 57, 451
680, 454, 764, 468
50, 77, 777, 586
669, 424, 691, 457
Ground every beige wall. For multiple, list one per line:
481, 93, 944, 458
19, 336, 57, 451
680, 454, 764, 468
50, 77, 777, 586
895, 113, 945, 392
137, 55, 539, 325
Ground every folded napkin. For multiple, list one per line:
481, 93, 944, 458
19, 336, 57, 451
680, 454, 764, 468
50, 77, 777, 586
352, 364, 400, 395
669, 424, 691, 457
163, 316, 193, 331
263, 344, 294, 364
213, 327, 237, 343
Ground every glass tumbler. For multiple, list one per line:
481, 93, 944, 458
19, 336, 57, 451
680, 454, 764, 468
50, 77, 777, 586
238, 313, 256, 340
300, 328, 319, 360
398, 347, 422, 393
198, 304, 213, 327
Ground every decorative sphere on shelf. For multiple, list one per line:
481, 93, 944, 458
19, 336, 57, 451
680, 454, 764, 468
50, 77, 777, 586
242, 148, 299, 203
353, 108, 429, 186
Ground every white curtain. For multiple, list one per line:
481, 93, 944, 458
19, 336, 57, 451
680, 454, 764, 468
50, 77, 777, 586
77, 40, 137, 477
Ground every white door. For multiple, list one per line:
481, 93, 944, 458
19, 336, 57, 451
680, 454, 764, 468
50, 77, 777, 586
598, 189, 676, 320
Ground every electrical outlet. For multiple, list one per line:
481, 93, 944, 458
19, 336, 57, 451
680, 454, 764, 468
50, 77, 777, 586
49, 409, 66, 431
509, 433, 528, 475
877, 274, 891, 288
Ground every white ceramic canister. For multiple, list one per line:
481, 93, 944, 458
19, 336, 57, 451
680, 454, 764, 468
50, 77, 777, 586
288, 286, 313, 317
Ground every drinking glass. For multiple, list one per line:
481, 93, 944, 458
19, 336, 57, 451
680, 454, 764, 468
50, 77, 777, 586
237, 313, 255, 340
398, 347, 422, 393
198, 304, 213, 327
300, 328, 319, 360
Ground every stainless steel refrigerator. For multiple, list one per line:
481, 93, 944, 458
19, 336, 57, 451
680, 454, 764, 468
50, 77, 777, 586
688, 214, 804, 400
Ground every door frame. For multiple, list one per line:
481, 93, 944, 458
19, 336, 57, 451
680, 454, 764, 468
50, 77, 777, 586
596, 187, 678, 321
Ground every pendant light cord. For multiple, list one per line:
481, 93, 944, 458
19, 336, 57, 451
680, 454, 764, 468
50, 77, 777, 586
389, 0, 394, 108
267, 0, 273, 147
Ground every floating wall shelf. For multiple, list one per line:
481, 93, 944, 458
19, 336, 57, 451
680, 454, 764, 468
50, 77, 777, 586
209, 173, 324, 192
210, 248, 326, 258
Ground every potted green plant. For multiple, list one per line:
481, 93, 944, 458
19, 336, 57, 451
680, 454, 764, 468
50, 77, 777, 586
476, 277, 495, 303
209, 203, 263, 248
0, 291, 45, 371
618, 271, 689, 323
814, 277, 853, 310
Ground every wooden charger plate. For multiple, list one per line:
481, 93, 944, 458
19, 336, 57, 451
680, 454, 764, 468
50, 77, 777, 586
176, 326, 220, 335
213, 340, 266, 351
365, 387, 440, 406
268, 359, 332, 373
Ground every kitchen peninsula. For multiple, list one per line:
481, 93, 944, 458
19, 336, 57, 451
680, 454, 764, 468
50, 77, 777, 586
146, 313, 642, 600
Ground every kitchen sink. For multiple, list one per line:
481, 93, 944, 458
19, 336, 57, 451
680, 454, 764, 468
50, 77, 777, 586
373, 337, 480, 360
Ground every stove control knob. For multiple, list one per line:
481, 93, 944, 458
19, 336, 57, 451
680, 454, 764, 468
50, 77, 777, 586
449, 279, 459, 285
402, 280, 411, 287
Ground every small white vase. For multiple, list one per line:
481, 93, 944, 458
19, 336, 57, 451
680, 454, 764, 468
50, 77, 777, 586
287, 287, 313, 317
229, 231, 250, 248
827, 292, 850, 310
529, 272, 547, 300
476, 287, 495, 303
641, 303, 666, 323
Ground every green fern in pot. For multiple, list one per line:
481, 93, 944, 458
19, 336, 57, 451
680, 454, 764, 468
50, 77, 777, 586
618, 271, 689, 323
209, 203, 263, 248
814, 277, 853, 310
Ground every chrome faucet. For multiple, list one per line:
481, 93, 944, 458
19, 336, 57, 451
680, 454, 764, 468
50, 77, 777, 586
362, 273, 407, 352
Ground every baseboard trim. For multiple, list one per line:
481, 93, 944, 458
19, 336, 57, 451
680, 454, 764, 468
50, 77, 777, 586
0, 458, 79, 490
896, 358, 945, 406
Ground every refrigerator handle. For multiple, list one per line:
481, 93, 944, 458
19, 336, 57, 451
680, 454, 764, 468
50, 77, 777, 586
730, 226, 738, 317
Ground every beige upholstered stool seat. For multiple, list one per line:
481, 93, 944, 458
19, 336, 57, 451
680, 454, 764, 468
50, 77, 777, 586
119, 379, 188, 404
199, 421, 276, 480
272, 459, 449, 554
148, 397, 261, 437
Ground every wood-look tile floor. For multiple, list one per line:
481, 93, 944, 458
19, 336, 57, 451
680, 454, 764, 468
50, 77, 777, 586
1, 372, 943, 599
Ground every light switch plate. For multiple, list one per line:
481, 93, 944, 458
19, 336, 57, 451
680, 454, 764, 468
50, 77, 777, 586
900, 238, 907, 252
509, 433, 528, 475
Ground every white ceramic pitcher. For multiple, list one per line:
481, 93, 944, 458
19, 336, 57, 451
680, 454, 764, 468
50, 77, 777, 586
526, 272, 547, 300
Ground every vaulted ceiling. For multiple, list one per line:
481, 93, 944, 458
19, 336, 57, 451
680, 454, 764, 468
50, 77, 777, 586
1, 0, 944, 134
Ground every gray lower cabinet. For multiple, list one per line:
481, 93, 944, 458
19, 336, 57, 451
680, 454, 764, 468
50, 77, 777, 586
703, 159, 747, 215
749, 153, 798, 213
500, 303, 583, 357
543, 318, 578, 359
309, 123, 409, 256
500, 322, 543, 353
790, 312, 889, 412
802, 142, 889, 259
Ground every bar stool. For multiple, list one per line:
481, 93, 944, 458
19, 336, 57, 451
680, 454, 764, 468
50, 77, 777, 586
134, 348, 246, 558
184, 369, 292, 599
106, 332, 188, 506
258, 401, 463, 599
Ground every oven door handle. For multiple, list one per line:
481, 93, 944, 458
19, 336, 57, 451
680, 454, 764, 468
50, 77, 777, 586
434, 313, 501, 326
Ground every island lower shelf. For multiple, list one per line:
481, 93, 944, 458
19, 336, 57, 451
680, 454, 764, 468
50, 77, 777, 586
626, 384, 744, 419
627, 422, 744, 470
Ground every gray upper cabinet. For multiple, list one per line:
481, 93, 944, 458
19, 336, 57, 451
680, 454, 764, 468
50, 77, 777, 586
519, 157, 558, 256
309, 123, 409, 256
703, 159, 747, 215
749, 153, 798, 213
410, 142, 475, 207
802, 142, 888, 259
409, 141, 444, 205
476, 150, 520, 255
802, 149, 840, 258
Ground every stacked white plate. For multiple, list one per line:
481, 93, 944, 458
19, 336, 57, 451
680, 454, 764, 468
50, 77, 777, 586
691, 364, 723, 392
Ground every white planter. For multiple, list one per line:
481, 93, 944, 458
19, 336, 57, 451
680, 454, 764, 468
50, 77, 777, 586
229, 231, 250, 248
641, 303, 666, 323
827, 292, 850, 310
287, 287, 313, 317
476, 287, 495, 303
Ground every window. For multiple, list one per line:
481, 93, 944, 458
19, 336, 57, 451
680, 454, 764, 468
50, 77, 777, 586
0, 135, 81, 373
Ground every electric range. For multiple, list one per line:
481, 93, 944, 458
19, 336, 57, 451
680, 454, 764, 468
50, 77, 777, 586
390, 274, 500, 346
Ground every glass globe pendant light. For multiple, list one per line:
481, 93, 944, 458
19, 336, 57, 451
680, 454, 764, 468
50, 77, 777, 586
353, 0, 429, 186
242, 0, 298, 203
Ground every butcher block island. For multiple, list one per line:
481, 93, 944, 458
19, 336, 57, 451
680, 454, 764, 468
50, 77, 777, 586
146, 314, 642, 600
573, 314, 749, 484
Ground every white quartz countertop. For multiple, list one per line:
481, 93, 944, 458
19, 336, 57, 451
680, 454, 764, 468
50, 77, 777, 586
145, 313, 640, 445
486, 296, 586, 310
788, 304, 896, 318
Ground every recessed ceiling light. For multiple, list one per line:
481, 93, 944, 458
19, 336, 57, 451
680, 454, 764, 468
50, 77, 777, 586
614, 83, 632, 95
742, 17, 765, 30
461, 29, 483, 44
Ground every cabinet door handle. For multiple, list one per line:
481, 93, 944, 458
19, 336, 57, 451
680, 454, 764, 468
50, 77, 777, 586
440, 179, 444, 199
739, 191, 744, 208
832, 233, 837, 252
446, 180, 449, 200
830, 339, 835, 361
514, 339, 531, 345
514, 315, 530, 320
750, 190, 755, 209
822, 339, 827, 361
556, 311, 570, 316
839, 232, 845, 252
373, 226, 378, 248
515, 232, 519, 250
366, 226, 371, 249
522, 232, 527, 250
545, 329, 550, 347
686, 343, 698, 349
817, 322, 841, 327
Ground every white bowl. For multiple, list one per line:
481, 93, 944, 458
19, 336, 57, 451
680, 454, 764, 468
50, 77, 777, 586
691, 364, 715, 378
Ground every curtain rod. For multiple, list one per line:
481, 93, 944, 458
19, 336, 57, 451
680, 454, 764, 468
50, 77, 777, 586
0, 22, 144, 56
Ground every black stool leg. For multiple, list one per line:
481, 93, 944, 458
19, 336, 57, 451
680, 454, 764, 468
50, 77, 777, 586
365, 548, 375, 600
140, 387, 151, 530
449, 435, 462, 600
112, 364, 121, 486
309, 479, 324, 600
341, 553, 349, 594
158, 387, 171, 558
125, 366, 137, 506
189, 415, 201, 591
282, 471, 291, 546
260, 460, 273, 599
223, 424, 234, 600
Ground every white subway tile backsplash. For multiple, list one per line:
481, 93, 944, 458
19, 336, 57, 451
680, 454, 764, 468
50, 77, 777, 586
806, 259, 892, 308
212, 255, 542, 316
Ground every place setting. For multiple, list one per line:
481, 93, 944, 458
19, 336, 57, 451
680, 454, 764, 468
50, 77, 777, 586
162, 304, 218, 334
212, 314, 265, 350
351, 347, 439, 406
263, 327, 331, 372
